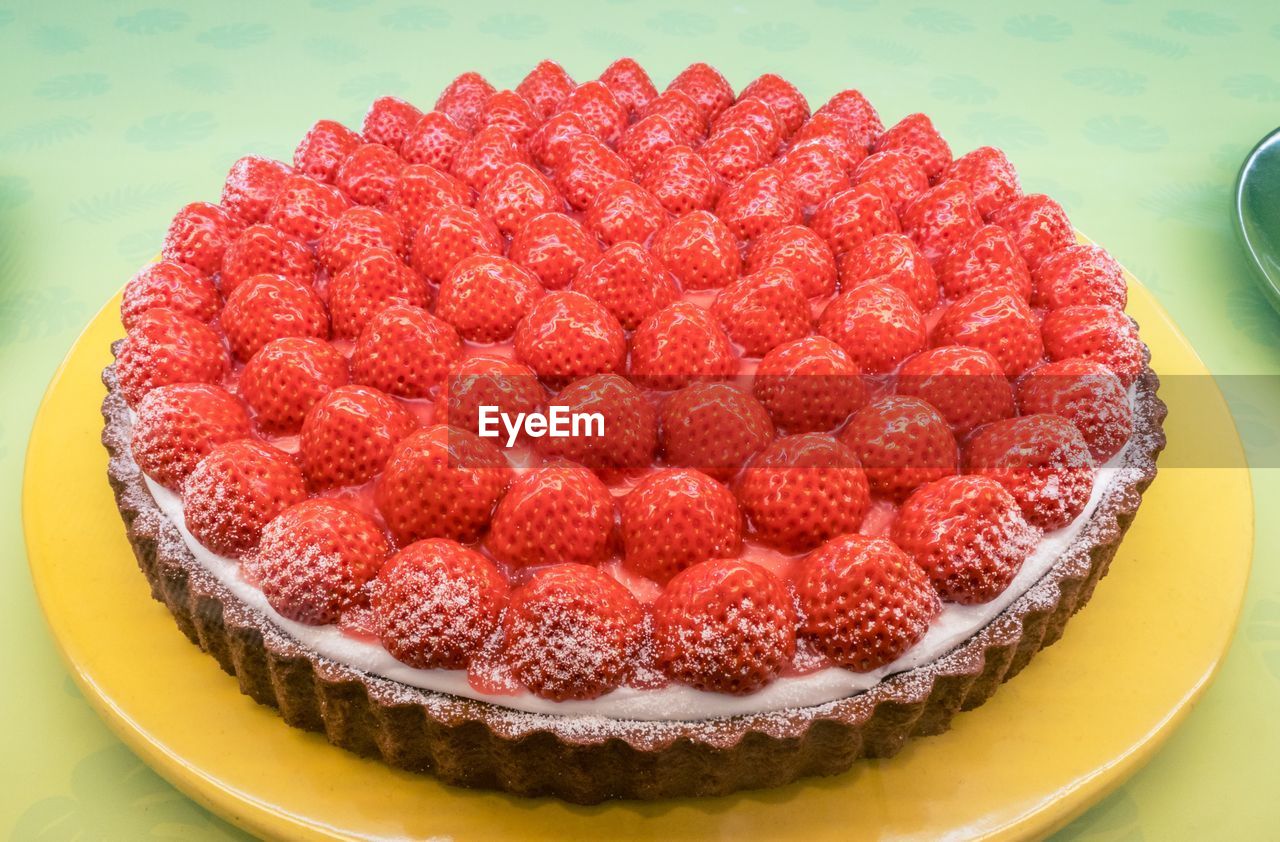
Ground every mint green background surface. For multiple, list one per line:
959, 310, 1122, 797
3, 0, 1279, 838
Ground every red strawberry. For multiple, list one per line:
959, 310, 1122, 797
900, 179, 983, 265
476, 162, 563, 237
373, 538, 508, 669
476, 89, 541, 144
777, 140, 852, 211
181, 439, 306, 557
740, 73, 809, 136
583, 180, 669, 246
659, 382, 774, 481
1016, 358, 1134, 461
893, 475, 1038, 604
351, 304, 463, 398
667, 62, 735, 121
516, 59, 575, 120
436, 254, 544, 342
334, 142, 404, 206
714, 166, 803, 241
942, 146, 1022, 220
630, 301, 738, 390
745, 225, 837, 299
487, 461, 615, 567
408, 203, 501, 285
699, 126, 766, 183
753, 336, 867, 433
935, 224, 1031, 301
817, 283, 927, 373
735, 433, 869, 551
221, 274, 328, 361
219, 224, 315, 295
299, 384, 417, 489
853, 149, 930, 216
436, 354, 546, 439
640, 144, 720, 215
621, 468, 743, 584
328, 246, 429, 339
384, 163, 469, 233
255, 499, 390, 624
293, 119, 362, 183
617, 114, 683, 173
131, 383, 251, 489
599, 57, 658, 116
514, 291, 626, 384
400, 111, 469, 171
896, 345, 1016, 435
932, 288, 1044, 376
536, 373, 657, 475
361, 96, 423, 153
1041, 304, 1145, 385
640, 89, 708, 144
837, 233, 939, 312
528, 110, 594, 170
435, 71, 496, 132
815, 89, 884, 148
115, 308, 229, 407
838, 395, 958, 502
554, 133, 632, 210
809, 183, 900, 257
266, 174, 349, 242
509, 211, 600, 290
712, 97, 783, 156
502, 564, 641, 701
317, 206, 406, 276
221, 155, 291, 225
573, 240, 679, 329
790, 112, 867, 174
121, 260, 219, 329
872, 113, 952, 179
652, 558, 795, 694
558, 80, 629, 146
162, 202, 242, 275
1031, 244, 1127, 310
711, 266, 811, 357
451, 125, 530, 192
988, 193, 1074, 269
240, 336, 349, 435
965, 414, 1095, 530
794, 534, 939, 670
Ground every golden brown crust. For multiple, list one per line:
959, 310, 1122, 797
101, 341, 1165, 803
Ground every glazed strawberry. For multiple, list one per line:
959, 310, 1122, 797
162, 202, 241, 275
1017, 358, 1134, 461
1031, 244, 1127, 310
514, 291, 626, 384
814, 89, 884, 148
934, 224, 1031, 301
328, 246, 429, 340
711, 267, 811, 357
361, 95, 423, 152
476, 162, 563, 237
334, 142, 404, 206
299, 384, 417, 489
131, 383, 251, 489
652, 213, 739, 296
897, 346, 1016, 435
487, 461, 615, 568
255, 499, 390, 624
893, 475, 1038, 604
942, 146, 1022, 220
599, 57, 658, 116
219, 224, 315, 295
221, 274, 328, 362
435, 354, 546, 436
753, 336, 867, 433
558, 80, 628, 146
745, 225, 837, 299
667, 62, 735, 121
790, 112, 867, 174
640, 89, 708, 144
317, 206, 406, 276
502, 563, 641, 701
652, 558, 795, 694
735, 433, 869, 551
988, 193, 1074, 269
554, 133, 632, 211
240, 336, 348, 435
537, 374, 658, 475
617, 114, 682, 173
794, 534, 939, 670
477, 89, 541, 144
714, 166, 803, 241
527, 111, 594, 171
659, 382, 774, 481
699, 126, 767, 184
121, 260, 219, 329
740, 73, 809, 137
621, 468, 743, 584
1041, 304, 1145, 385
351, 304, 463, 398
115, 308, 229, 407
509, 212, 600, 290
837, 233, 939, 312
408, 203, 502, 285
900, 180, 983, 265
293, 119, 362, 183
872, 113, 951, 180
817, 283, 927, 373
265, 174, 349, 242
573, 241, 678, 330
434, 71, 496, 133
583, 180, 669, 247
221, 155, 291, 225
713, 97, 783, 156
400, 111, 469, 170
966, 414, 1095, 530
516, 59, 575, 120
451, 125, 530, 193
384, 163, 469, 233
777, 140, 852, 211
436, 254, 545, 342
853, 150, 930, 216
839, 395, 958, 502
630, 301, 738, 390
640, 144, 720, 216
932, 288, 1043, 376
809, 183, 900, 257
373, 538, 508, 669
182, 439, 306, 557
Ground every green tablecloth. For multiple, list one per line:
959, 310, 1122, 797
3, 1, 1278, 838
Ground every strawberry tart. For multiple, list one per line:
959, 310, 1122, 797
102, 59, 1165, 802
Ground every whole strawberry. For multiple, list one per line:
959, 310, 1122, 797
740, 73, 810, 137
293, 119, 361, 183
900, 179, 983, 265
1016, 358, 1134, 461
266, 174, 350, 242
714, 166, 803, 241
317, 206, 407, 276
815, 89, 884, 148
121, 260, 219, 329
351, 304, 463, 398
942, 146, 1022, 220
400, 111, 469, 171
745, 225, 837, 299
436, 254, 545, 343
476, 162, 564, 237
640, 90, 708, 144
220, 274, 329, 362
486, 461, 615, 568
699, 126, 767, 184
809, 183, 900, 257
554, 133, 632, 210
837, 233, 938, 312
361, 95, 424, 152
517, 59, 576, 120
509, 211, 601, 290
1031, 244, 1127, 310
573, 240, 679, 330
537, 374, 657, 476
514, 291, 626, 385
131, 383, 251, 489
181, 439, 306, 557
753, 336, 867, 433
934, 224, 1031, 301
817, 283, 927, 374
408, 203, 502, 285
299, 384, 417, 489
988, 193, 1075, 269
328, 247, 429, 340
435, 354, 546, 436
630, 301, 738, 390
162, 202, 242, 275
221, 155, 291, 225
621, 468, 743, 584
435, 71, 496, 132
791, 112, 867, 174
617, 114, 683, 173
650, 210, 740, 291
839, 395, 958, 502
558, 80, 628, 146
116, 308, 229, 407
777, 139, 852, 211
896, 345, 1016, 435
1041, 304, 1145, 385
711, 266, 811, 357
219, 224, 315, 295
240, 337, 349, 435
932, 288, 1044, 376
584, 180, 669, 247
476, 89, 540, 145
334, 142, 405, 207
872, 113, 952, 179
384, 163, 469, 233
667, 62, 735, 121
640, 144, 720, 216
599, 57, 658, 116
660, 382, 774, 481
853, 150, 929, 216
451, 125, 531, 193
714, 97, 783, 157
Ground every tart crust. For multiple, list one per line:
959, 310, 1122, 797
101, 344, 1165, 804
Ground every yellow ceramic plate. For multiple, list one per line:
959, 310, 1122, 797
25, 278, 1251, 841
